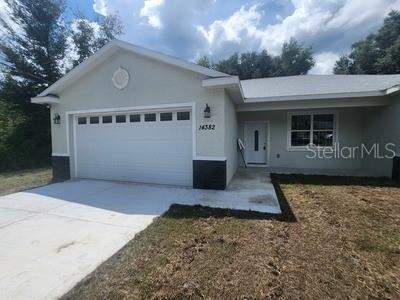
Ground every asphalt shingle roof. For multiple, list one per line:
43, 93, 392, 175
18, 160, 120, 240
240, 75, 400, 99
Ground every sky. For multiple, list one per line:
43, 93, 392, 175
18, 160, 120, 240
5, 0, 400, 74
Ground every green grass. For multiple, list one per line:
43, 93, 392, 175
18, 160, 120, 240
0, 167, 52, 195
62, 176, 400, 300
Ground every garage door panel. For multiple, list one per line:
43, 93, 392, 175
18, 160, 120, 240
75, 111, 193, 186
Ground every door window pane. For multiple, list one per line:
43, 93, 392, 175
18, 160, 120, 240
78, 117, 87, 125
291, 115, 311, 130
116, 115, 126, 123
89, 116, 99, 124
254, 130, 259, 151
177, 111, 190, 120
160, 112, 172, 121
130, 114, 140, 122
145, 113, 156, 122
102, 116, 112, 123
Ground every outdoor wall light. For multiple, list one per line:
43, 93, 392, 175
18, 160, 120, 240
53, 113, 61, 125
204, 104, 211, 118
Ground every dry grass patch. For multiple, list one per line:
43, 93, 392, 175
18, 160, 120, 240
0, 167, 52, 195
62, 175, 400, 300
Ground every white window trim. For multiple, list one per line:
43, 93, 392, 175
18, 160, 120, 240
287, 111, 338, 152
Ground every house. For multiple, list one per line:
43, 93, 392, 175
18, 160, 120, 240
32, 40, 400, 190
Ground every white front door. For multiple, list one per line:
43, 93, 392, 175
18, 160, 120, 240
245, 122, 267, 164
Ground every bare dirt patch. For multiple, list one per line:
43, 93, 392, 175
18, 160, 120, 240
62, 175, 400, 300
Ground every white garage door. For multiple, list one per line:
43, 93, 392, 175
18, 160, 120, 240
74, 109, 193, 186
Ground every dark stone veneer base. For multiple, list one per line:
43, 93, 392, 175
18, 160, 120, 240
193, 160, 226, 190
392, 156, 400, 181
52, 156, 70, 182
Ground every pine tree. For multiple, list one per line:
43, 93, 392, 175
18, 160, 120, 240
72, 14, 123, 67
0, 0, 68, 169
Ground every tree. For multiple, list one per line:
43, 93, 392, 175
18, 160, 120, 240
71, 18, 96, 67
333, 55, 353, 74
95, 15, 123, 49
0, 1, 123, 170
72, 14, 123, 66
256, 50, 275, 77
195, 55, 212, 69
0, 0, 67, 86
214, 53, 241, 76
334, 10, 400, 74
198, 39, 314, 80
376, 40, 400, 73
239, 52, 260, 79
0, 0, 68, 169
277, 38, 314, 76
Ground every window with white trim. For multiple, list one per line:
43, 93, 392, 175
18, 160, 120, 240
289, 113, 335, 148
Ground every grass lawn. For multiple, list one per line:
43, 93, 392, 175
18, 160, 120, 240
0, 167, 52, 196
62, 175, 400, 300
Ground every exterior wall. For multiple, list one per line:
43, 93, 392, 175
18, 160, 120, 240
49, 49, 230, 186
52, 156, 70, 181
224, 92, 238, 184
238, 107, 369, 175
362, 96, 400, 177
51, 49, 226, 159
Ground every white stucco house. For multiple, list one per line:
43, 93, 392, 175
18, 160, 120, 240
32, 40, 400, 190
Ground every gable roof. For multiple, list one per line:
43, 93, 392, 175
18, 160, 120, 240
34, 39, 229, 99
241, 74, 400, 102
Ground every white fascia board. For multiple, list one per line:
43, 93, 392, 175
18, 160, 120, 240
202, 76, 245, 104
202, 76, 240, 88
244, 90, 386, 103
31, 95, 60, 104
37, 40, 229, 97
386, 85, 400, 95
236, 96, 392, 112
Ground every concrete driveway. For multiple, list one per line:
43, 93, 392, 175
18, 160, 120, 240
0, 169, 280, 300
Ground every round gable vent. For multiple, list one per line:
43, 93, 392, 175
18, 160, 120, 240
112, 67, 130, 90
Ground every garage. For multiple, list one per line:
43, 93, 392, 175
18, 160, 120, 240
74, 109, 193, 186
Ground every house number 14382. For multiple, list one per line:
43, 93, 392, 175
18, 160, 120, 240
199, 124, 215, 130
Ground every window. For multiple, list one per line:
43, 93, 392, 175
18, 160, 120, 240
102, 116, 112, 124
130, 114, 140, 122
116, 115, 126, 123
289, 113, 335, 148
177, 111, 190, 120
78, 117, 87, 125
313, 114, 334, 146
160, 112, 172, 121
89, 116, 99, 124
254, 130, 259, 151
291, 115, 311, 147
145, 113, 156, 122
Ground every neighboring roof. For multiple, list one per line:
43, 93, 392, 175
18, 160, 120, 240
241, 75, 400, 102
34, 39, 229, 99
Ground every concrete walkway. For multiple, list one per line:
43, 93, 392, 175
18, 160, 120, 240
0, 168, 279, 300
